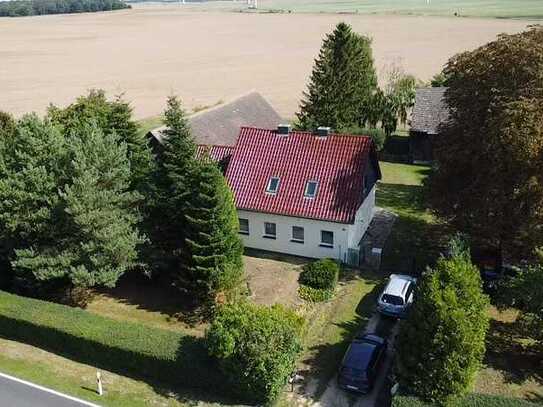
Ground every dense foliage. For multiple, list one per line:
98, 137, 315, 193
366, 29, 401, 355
341, 126, 386, 151
0, 290, 229, 395
0, 0, 129, 17
393, 394, 539, 407
496, 250, 543, 343
297, 22, 377, 130
48, 89, 154, 194
299, 258, 339, 290
177, 159, 243, 304
0, 115, 143, 301
427, 27, 543, 261
396, 247, 489, 405
206, 302, 303, 403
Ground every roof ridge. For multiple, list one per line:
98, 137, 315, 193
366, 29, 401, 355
240, 126, 374, 140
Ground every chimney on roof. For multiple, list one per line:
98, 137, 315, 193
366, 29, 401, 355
316, 126, 331, 138
277, 124, 291, 136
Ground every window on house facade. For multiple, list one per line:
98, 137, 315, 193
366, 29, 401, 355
264, 222, 277, 239
320, 230, 334, 247
304, 181, 318, 198
291, 226, 304, 243
239, 218, 249, 235
266, 177, 280, 194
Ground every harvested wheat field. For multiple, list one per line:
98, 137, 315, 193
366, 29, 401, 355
0, 4, 532, 119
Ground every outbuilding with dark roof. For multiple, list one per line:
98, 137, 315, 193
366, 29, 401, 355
409, 87, 450, 163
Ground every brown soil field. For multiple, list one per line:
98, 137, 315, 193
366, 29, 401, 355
0, 5, 532, 119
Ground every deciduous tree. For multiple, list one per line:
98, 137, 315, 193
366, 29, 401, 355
427, 27, 543, 261
206, 302, 303, 404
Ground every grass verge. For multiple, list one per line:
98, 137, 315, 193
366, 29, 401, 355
0, 338, 191, 407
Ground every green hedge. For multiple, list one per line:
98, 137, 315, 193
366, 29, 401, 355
298, 285, 334, 302
299, 259, 339, 291
392, 394, 539, 407
0, 290, 231, 400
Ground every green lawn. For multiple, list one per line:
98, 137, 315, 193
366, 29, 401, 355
247, 0, 543, 18
274, 269, 383, 406
376, 161, 449, 274
0, 338, 192, 407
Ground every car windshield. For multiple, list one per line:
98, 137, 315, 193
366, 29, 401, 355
381, 294, 404, 306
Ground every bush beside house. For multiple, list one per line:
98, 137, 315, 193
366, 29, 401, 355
298, 258, 340, 302
206, 302, 304, 404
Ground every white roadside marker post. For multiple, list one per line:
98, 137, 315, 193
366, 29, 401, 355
96, 372, 103, 396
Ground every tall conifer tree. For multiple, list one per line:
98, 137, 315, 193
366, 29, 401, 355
178, 159, 243, 304
297, 22, 377, 130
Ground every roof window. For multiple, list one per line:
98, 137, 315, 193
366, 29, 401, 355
304, 181, 318, 198
266, 177, 280, 194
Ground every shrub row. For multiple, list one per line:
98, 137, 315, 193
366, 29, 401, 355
298, 285, 334, 302
392, 394, 539, 407
0, 290, 231, 399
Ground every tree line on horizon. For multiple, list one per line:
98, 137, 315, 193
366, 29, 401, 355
0, 0, 130, 17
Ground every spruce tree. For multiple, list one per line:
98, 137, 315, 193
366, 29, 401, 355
178, 160, 243, 304
147, 96, 197, 273
396, 247, 489, 405
297, 22, 377, 131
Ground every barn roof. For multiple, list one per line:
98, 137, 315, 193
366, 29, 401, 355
149, 91, 282, 146
225, 127, 380, 224
410, 87, 450, 135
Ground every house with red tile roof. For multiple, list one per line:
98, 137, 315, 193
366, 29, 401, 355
225, 125, 381, 265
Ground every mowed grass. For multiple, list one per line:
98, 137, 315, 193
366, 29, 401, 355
295, 269, 382, 398
0, 338, 196, 407
251, 0, 543, 18
376, 161, 449, 274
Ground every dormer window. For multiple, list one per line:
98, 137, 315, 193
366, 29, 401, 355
266, 177, 280, 194
304, 181, 318, 198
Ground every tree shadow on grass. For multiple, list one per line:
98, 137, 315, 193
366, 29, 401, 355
377, 182, 451, 276
93, 272, 206, 328
0, 315, 243, 405
484, 318, 543, 387
299, 282, 384, 400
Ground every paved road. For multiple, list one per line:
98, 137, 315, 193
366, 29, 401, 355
0, 372, 101, 407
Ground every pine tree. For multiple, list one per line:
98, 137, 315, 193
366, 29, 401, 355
48, 89, 154, 193
396, 248, 489, 405
178, 160, 243, 304
297, 22, 377, 131
0, 116, 143, 301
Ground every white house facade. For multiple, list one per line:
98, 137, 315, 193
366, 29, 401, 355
236, 185, 376, 263
221, 126, 382, 265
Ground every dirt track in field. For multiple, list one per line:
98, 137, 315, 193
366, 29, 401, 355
0, 5, 532, 119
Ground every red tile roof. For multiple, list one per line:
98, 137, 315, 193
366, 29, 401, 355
225, 127, 380, 224
196, 144, 234, 163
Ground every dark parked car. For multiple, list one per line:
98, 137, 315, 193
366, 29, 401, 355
337, 334, 387, 394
